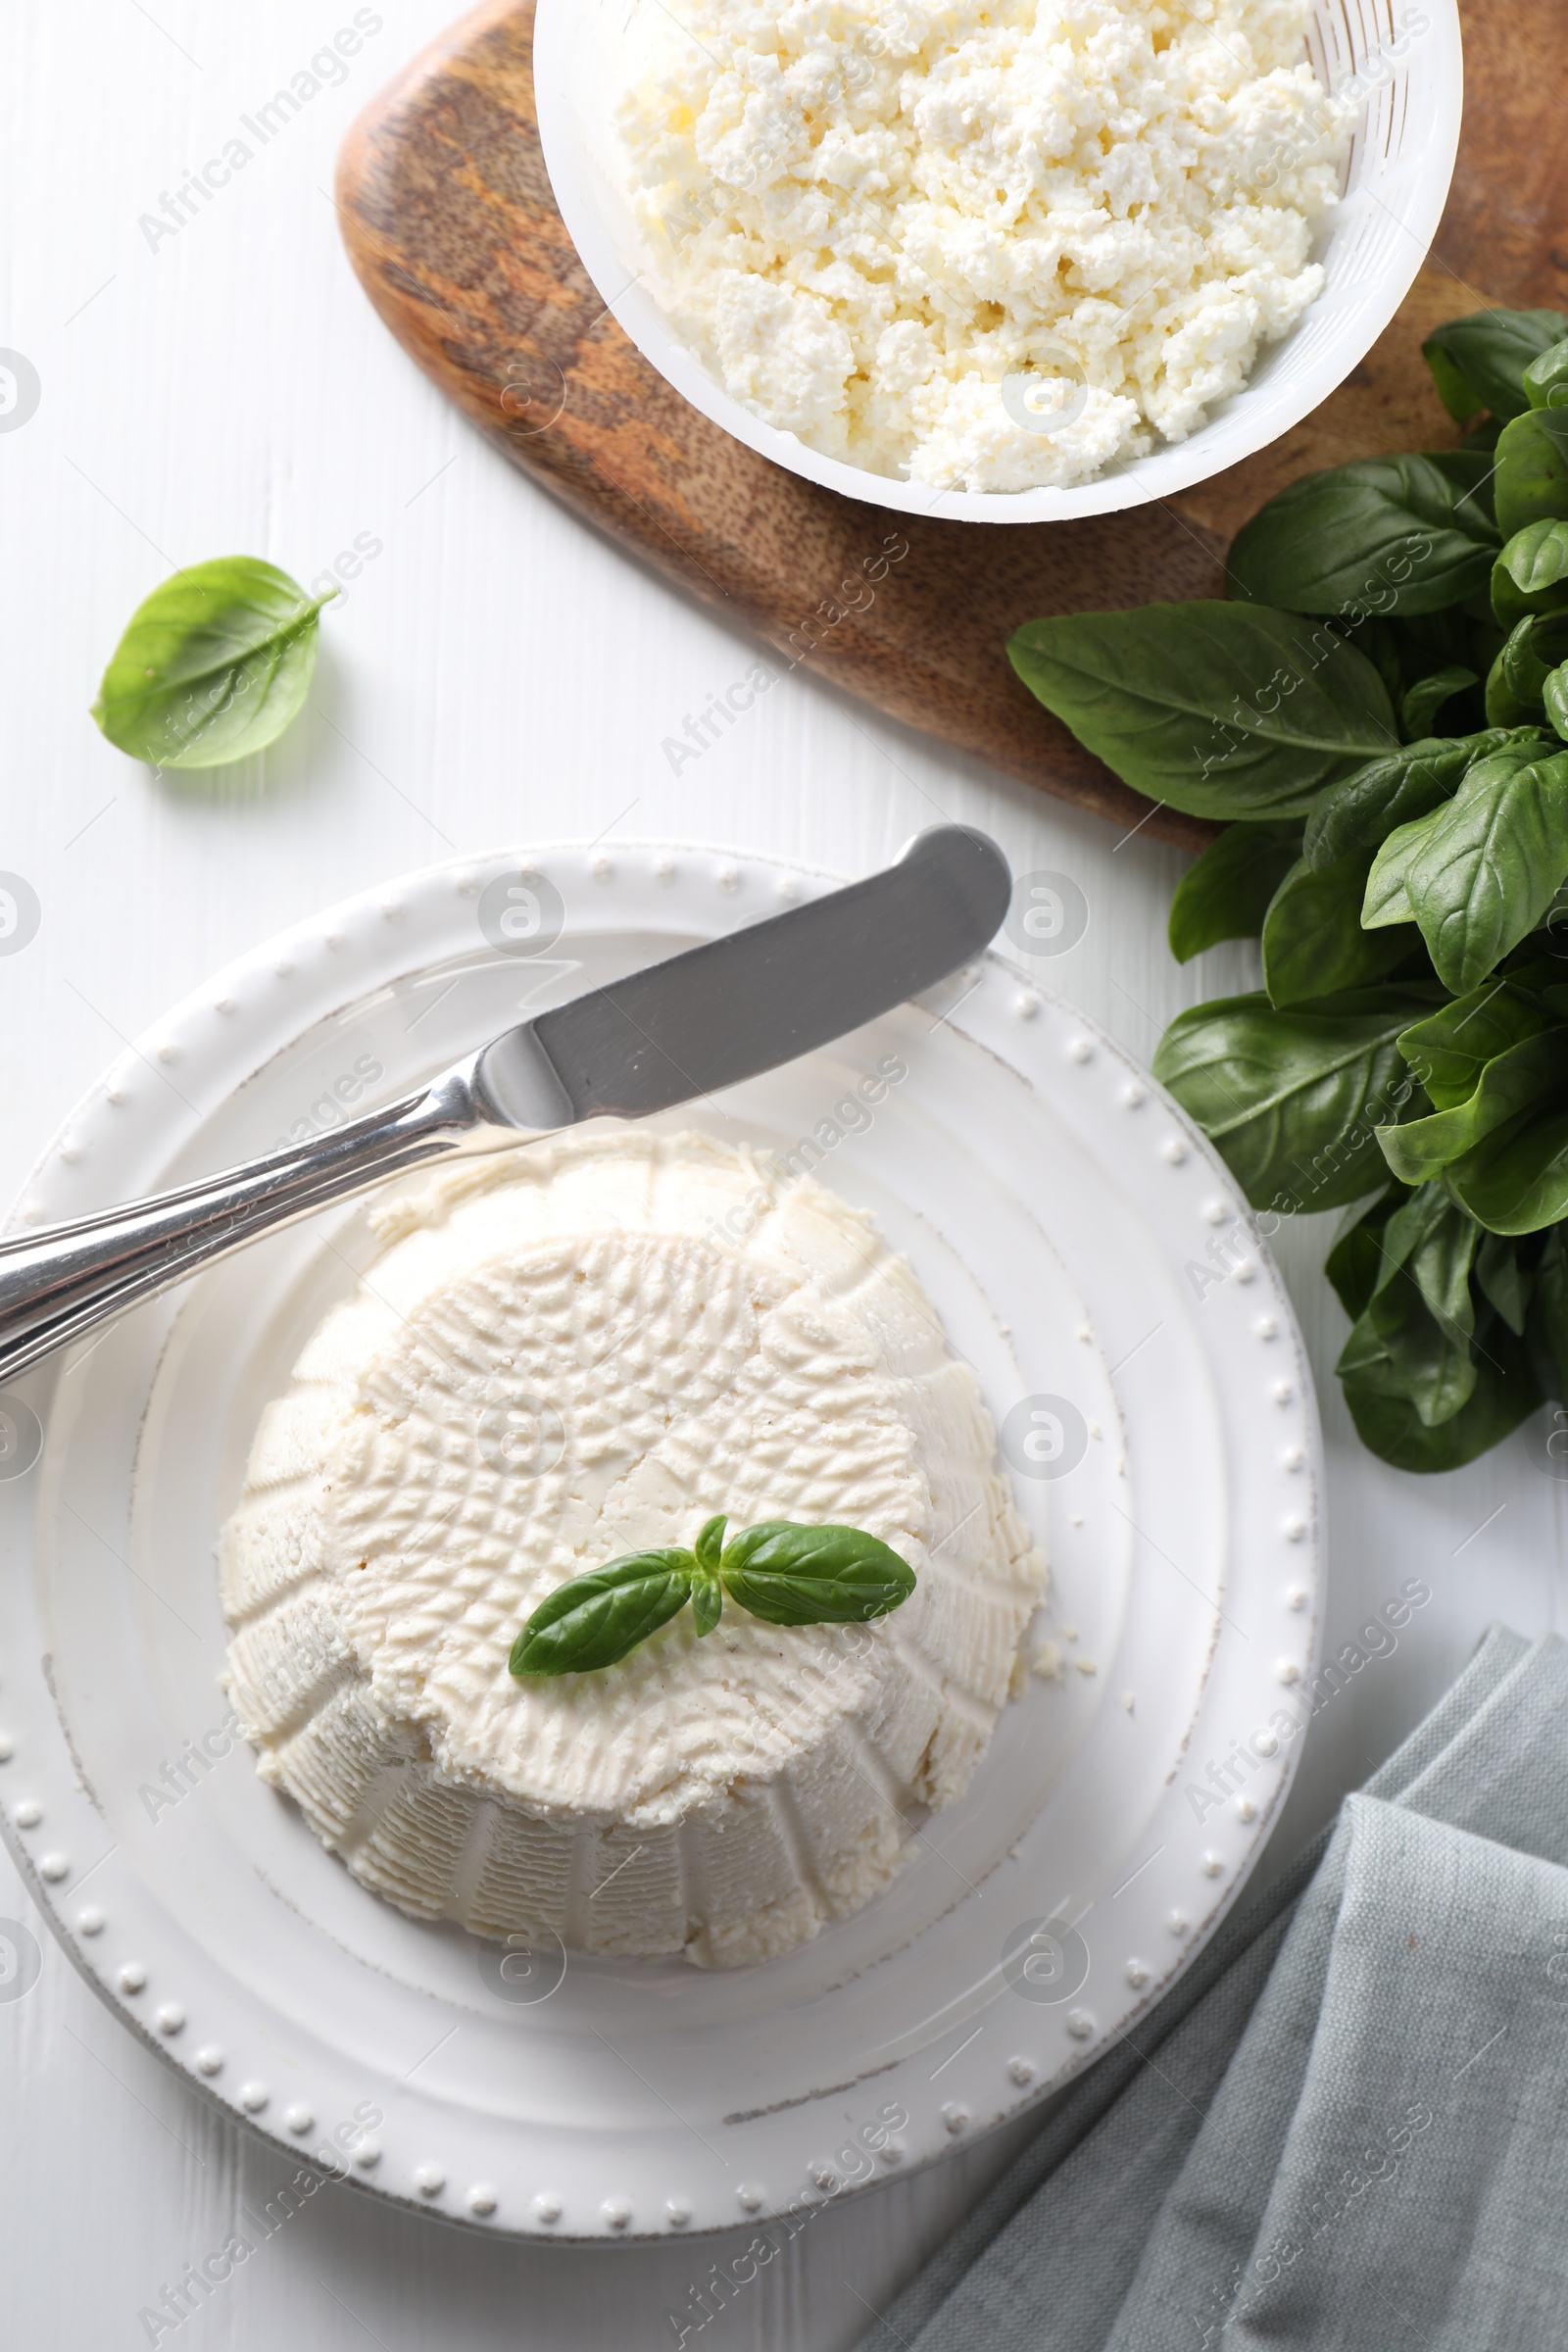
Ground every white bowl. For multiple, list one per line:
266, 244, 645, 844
534, 0, 1462, 524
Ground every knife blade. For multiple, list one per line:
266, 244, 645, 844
478, 822, 1010, 1126
0, 827, 1010, 1382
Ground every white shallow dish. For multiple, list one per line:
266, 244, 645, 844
534, 0, 1461, 523
0, 841, 1322, 2239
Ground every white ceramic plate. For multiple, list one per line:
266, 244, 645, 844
0, 841, 1321, 2239
534, 0, 1461, 523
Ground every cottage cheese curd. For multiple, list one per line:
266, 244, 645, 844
221, 1128, 1045, 1967
616, 0, 1354, 490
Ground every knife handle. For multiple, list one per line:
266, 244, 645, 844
0, 1055, 527, 1386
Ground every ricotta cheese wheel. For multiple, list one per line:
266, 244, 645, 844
221, 1127, 1045, 1967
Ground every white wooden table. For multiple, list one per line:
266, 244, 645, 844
0, 8, 1553, 2344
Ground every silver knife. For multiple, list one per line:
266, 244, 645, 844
0, 826, 1010, 1384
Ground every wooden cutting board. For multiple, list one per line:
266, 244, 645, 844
335, 0, 1565, 851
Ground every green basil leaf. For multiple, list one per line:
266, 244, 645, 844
1492, 520, 1568, 628
1485, 613, 1568, 727
1525, 1227, 1568, 1394
1400, 666, 1477, 740
1167, 822, 1302, 962
719, 1522, 915, 1626
1523, 337, 1568, 412
1364, 810, 1443, 930
1476, 1229, 1534, 1335
1378, 1030, 1568, 1183
510, 1551, 695, 1677
1152, 987, 1437, 1213
1396, 980, 1555, 1109
1404, 747, 1568, 992
1446, 1099, 1568, 1234
1339, 1314, 1540, 1470
1338, 1183, 1480, 1427
1546, 665, 1568, 743
694, 1514, 726, 1573
90, 557, 336, 770
691, 1568, 723, 1638
1495, 408, 1568, 539
1225, 456, 1500, 617
1303, 735, 1498, 871
1006, 605, 1397, 819
1325, 1184, 1410, 1322
1422, 309, 1568, 426
1261, 854, 1417, 1007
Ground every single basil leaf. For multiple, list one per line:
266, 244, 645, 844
1404, 747, 1568, 993
1396, 980, 1555, 1109
691, 1568, 723, 1638
510, 1550, 695, 1677
1492, 520, 1568, 627
90, 556, 336, 770
1152, 987, 1437, 1213
1525, 1227, 1568, 1395
1400, 667, 1477, 739
1006, 605, 1397, 819
1225, 456, 1500, 617
1476, 1229, 1534, 1335
1167, 821, 1302, 962
1325, 1184, 1410, 1322
719, 1522, 915, 1626
1303, 735, 1498, 870
1261, 853, 1416, 1007
1422, 309, 1568, 426
1340, 1183, 1480, 1427
1364, 810, 1443, 929
1485, 612, 1568, 727
1495, 408, 1568, 539
1339, 1314, 1540, 1469
1546, 665, 1568, 743
1524, 337, 1568, 412
1378, 1030, 1568, 1183
694, 1514, 726, 1573
1446, 1100, 1568, 1234
1368, 1179, 1455, 1288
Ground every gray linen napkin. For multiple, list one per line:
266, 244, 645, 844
856, 1626, 1568, 2350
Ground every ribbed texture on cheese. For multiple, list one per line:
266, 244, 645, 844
222, 1128, 1044, 1966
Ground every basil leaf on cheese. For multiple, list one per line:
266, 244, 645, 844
510, 1516, 916, 1673
510, 1552, 695, 1676
719, 1522, 916, 1627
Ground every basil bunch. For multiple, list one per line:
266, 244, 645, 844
510, 1515, 916, 1677
1010, 307, 1568, 1473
